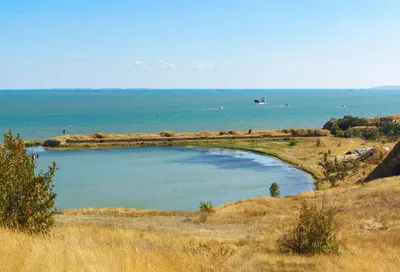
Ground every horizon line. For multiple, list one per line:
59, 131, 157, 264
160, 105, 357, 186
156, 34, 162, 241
0, 87, 379, 91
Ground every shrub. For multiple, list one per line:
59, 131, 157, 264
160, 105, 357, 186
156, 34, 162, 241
159, 131, 177, 137
227, 130, 239, 135
278, 198, 339, 255
334, 129, 345, 138
364, 129, 380, 140
319, 156, 358, 187
269, 182, 280, 198
199, 201, 215, 213
219, 131, 229, 136
94, 132, 107, 139
344, 128, 363, 138
336, 115, 368, 131
248, 129, 252, 134
290, 129, 302, 137
289, 140, 298, 146
0, 130, 57, 234
316, 139, 322, 147
199, 201, 215, 223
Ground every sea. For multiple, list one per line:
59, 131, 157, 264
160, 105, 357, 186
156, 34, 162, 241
2, 88, 399, 210
1, 88, 399, 140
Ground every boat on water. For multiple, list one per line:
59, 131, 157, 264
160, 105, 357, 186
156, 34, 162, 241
254, 96, 266, 104
219, 106, 225, 110
285, 103, 290, 107
341, 104, 346, 108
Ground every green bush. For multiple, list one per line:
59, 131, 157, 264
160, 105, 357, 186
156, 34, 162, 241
199, 201, 215, 223
344, 128, 363, 138
0, 130, 57, 234
219, 131, 229, 136
199, 201, 215, 213
278, 199, 339, 255
269, 182, 280, 198
333, 129, 345, 137
290, 129, 330, 137
289, 140, 298, 146
336, 115, 368, 131
364, 129, 380, 140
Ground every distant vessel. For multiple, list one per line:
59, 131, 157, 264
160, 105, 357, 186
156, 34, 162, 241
219, 106, 225, 110
254, 96, 266, 104
341, 105, 346, 108
285, 103, 290, 107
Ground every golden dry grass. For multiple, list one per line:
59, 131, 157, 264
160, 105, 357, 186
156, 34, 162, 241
1, 177, 400, 271
52, 129, 288, 142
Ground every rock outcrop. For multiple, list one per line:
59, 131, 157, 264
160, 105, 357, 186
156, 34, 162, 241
365, 141, 400, 181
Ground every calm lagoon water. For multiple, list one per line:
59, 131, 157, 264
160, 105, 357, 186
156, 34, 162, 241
31, 147, 313, 210
1, 89, 400, 139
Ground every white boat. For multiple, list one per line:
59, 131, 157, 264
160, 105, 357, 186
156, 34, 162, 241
254, 96, 266, 104
219, 106, 225, 110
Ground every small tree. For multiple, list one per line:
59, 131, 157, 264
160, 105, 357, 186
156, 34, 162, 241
316, 139, 322, 147
278, 198, 340, 255
199, 201, 215, 223
269, 182, 280, 198
0, 130, 57, 233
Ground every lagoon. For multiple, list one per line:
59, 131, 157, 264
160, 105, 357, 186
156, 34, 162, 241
31, 147, 314, 210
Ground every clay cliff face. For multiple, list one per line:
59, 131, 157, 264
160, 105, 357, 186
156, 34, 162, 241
365, 141, 400, 182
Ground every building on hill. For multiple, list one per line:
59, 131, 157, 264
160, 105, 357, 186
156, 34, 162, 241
379, 115, 400, 123
353, 147, 373, 155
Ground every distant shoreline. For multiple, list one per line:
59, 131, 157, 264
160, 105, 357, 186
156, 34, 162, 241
0, 88, 377, 91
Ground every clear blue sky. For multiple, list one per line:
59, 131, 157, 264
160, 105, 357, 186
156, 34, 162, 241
1, 0, 399, 89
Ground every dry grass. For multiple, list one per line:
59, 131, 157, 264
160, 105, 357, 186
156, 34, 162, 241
63, 207, 193, 217
52, 129, 289, 142
1, 177, 400, 271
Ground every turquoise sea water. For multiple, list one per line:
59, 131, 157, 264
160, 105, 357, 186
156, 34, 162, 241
30, 147, 313, 210
1, 89, 400, 139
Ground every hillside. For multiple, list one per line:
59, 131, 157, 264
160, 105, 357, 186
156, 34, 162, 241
365, 141, 400, 181
370, 85, 400, 90
1, 177, 399, 271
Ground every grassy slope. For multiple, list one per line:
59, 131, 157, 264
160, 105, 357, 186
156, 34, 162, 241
1, 177, 399, 272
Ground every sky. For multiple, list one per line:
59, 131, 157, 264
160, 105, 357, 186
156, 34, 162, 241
1, 0, 400, 89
